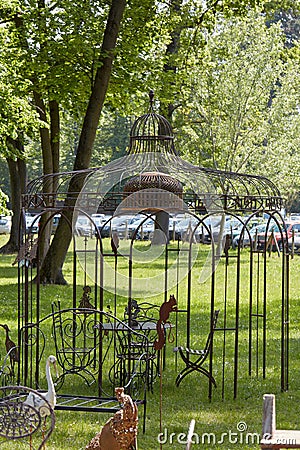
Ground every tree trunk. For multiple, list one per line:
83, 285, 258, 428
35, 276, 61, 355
50, 99, 60, 176
38, 0, 127, 284
0, 139, 27, 254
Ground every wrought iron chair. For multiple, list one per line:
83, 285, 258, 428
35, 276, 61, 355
174, 310, 220, 387
124, 300, 159, 328
0, 385, 55, 450
122, 300, 161, 391
51, 301, 104, 387
108, 320, 157, 396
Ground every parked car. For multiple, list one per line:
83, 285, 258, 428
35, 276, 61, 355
175, 216, 222, 243
175, 217, 202, 242
52, 214, 60, 233
287, 222, 300, 251
257, 221, 300, 251
75, 215, 94, 237
225, 218, 264, 248
288, 233, 300, 251
289, 213, 300, 222
97, 215, 135, 238
232, 223, 269, 249
135, 218, 155, 240
0, 216, 11, 234
91, 214, 106, 229
25, 213, 39, 234
233, 220, 300, 251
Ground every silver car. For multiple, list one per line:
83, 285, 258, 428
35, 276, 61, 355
0, 216, 11, 234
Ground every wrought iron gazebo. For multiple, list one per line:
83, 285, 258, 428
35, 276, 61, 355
15, 92, 289, 417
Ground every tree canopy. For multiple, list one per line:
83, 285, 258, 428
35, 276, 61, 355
0, 0, 300, 261
174, 9, 300, 206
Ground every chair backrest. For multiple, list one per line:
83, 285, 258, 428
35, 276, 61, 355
202, 309, 220, 355
19, 305, 153, 397
124, 300, 160, 326
51, 300, 99, 373
0, 385, 55, 450
123, 300, 161, 350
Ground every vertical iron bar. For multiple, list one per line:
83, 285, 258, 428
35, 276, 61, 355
93, 237, 98, 370
209, 240, 215, 401
187, 238, 192, 351
24, 264, 29, 387
98, 241, 104, 396
163, 241, 168, 370
72, 241, 77, 371
285, 252, 289, 391
281, 249, 289, 391
222, 259, 228, 400
127, 240, 134, 387
234, 242, 240, 399
35, 240, 40, 389
257, 250, 261, 378
263, 244, 267, 378
248, 243, 253, 376
175, 238, 180, 370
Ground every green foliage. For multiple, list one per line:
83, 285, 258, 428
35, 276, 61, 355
0, 189, 9, 215
0, 25, 39, 156
1, 0, 300, 209
175, 10, 300, 204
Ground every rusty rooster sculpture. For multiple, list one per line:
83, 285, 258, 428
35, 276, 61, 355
85, 387, 138, 450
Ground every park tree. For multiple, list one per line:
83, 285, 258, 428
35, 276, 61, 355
254, 51, 300, 210
0, 18, 40, 251
0, 0, 167, 272
176, 10, 300, 207
0, 0, 299, 278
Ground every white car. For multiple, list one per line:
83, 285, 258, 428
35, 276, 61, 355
75, 215, 94, 236
25, 213, 39, 234
0, 216, 11, 234
288, 229, 300, 251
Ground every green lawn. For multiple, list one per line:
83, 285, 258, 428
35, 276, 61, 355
1, 234, 300, 449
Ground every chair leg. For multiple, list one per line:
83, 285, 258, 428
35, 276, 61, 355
175, 363, 216, 387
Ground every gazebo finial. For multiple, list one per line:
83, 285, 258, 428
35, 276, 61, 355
149, 89, 154, 108
128, 90, 177, 155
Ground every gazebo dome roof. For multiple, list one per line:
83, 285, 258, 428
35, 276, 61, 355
128, 90, 178, 156
23, 92, 283, 215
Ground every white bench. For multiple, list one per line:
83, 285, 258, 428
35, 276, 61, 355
261, 394, 300, 449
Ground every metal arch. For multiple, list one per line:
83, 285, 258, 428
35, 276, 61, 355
128, 111, 178, 155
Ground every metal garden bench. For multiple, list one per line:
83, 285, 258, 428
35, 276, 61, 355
18, 305, 152, 432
